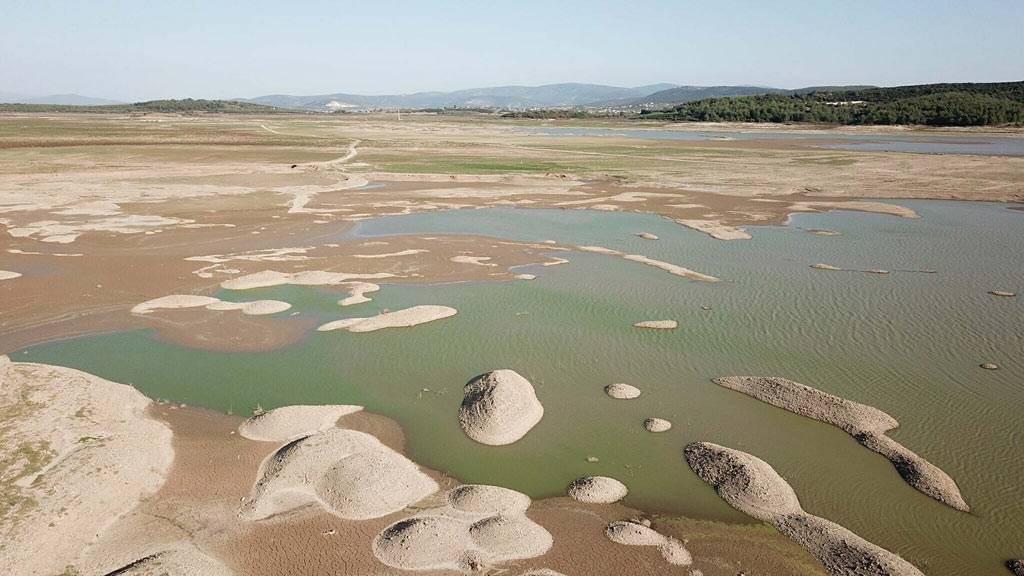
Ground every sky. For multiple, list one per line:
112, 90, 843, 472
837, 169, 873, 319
2, 0, 1022, 101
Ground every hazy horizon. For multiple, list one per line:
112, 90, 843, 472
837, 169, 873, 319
3, 0, 1023, 102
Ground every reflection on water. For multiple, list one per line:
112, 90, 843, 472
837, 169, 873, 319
17, 202, 1024, 575
521, 126, 1024, 156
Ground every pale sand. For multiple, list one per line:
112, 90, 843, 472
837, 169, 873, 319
713, 376, 969, 512
132, 295, 291, 316
542, 257, 570, 266
811, 263, 891, 275
605, 382, 642, 399
981, 363, 1000, 370
240, 427, 438, 521
674, 219, 752, 240
221, 269, 395, 290
450, 254, 497, 266
989, 290, 1017, 297
807, 229, 841, 236
337, 281, 380, 306
606, 519, 693, 566
0, 270, 22, 280
7, 214, 190, 244
789, 201, 919, 219
644, 417, 673, 432
373, 484, 552, 572
514, 273, 537, 280
518, 570, 567, 576
0, 358, 174, 576
685, 442, 924, 576
104, 545, 233, 576
636, 232, 659, 240
317, 305, 458, 333
634, 320, 679, 329
238, 405, 363, 442
353, 248, 428, 258
567, 476, 629, 504
459, 369, 545, 445
577, 245, 719, 282
810, 263, 842, 271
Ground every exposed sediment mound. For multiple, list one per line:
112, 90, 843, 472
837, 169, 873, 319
712, 376, 969, 512
132, 295, 291, 316
576, 245, 719, 282
373, 484, 552, 573
636, 232, 659, 240
644, 417, 672, 432
459, 369, 544, 445
567, 476, 628, 504
605, 383, 641, 399
240, 428, 438, 520
989, 290, 1017, 297
685, 442, 924, 576
981, 363, 1000, 370
105, 545, 233, 576
221, 269, 394, 290
338, 282, 380, 306
317, 305, 457, 332
606, 519, 692, 566
0, 360, 174, 575
810, 263, 842, 270
675, 218, 752, 240
634, 320, 678, 329
0, 270, 22, 280
238, 405, 363, 442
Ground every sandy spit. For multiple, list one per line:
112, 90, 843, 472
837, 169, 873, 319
576, 245, 719, 282
459, 369, 544, 445
238, 405, 363, 442
605, 383, 642, 399
713, 376, 969, 512
337, 281, 380, 306
685, 442, 924, 576
103, 544, 233, 576
606, 519, 692, 566
567, 476, 629, 504
0, 270, 21, 280
644, 417, 672, 432
317, 305, 458, 332
989, 290, 1017, 297
132, 294, 291, 316
0, 358, 174, 575
674, 219, 752, 240
240, 427, 438, 520
789, 201, 919, 219
373, 484, 552, 572
221, 269, 395, 290
634, 319, 678, 329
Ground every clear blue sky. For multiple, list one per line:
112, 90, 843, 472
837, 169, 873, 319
2, 0, 1022, 101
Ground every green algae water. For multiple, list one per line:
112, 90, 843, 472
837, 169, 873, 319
17, 201, 1023, 575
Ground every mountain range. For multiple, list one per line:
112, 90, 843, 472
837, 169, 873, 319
0, 92, 124, 106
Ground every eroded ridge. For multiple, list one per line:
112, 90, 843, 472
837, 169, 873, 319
685, 442, 924, 576
713, 376, 969, 512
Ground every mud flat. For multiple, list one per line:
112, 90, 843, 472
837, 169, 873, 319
104, 545, 234, 576
317, 305, 458, 332
372, 484, 552, 572
240, 427, 438, 520
0, 357, 174, 575
713, 376, 969, 511
238, 404, 363, 442
459, 369, 544, 445
685, 442, 924, 576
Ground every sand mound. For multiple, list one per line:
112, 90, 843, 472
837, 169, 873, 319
644, 417, 672, 432
0, 361, 173, 575
567, 476, 628, 504
448, 484, 531, 516
606, 520, 692, 566
713, 376, 969, 512
810, 263, 842, 270
514, 273, 537, 280
685, 442, 923, 576
636, 232, 659, 240
634, 320, 678, 329
221, 269, 394, 290
318, 305, 458, 332
981, 363, 1000, 370
373, 484, 552, 573
240, 428, 437, 520
338, 282, 380, 306
0, 270, 22, 280
459, 369, 544, 445
238, 405, 363, 442
605, 383, 641, 399
132, 295, 291, 316
105, 545, 233, 576
989, 290, 1017, 297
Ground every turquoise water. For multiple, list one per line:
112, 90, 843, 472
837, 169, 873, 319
16, 202, 1023, 575
522, 126, 1024, 156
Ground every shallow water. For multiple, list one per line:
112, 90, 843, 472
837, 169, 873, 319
16, 202, 1024, 575
522, 126, 1024, 156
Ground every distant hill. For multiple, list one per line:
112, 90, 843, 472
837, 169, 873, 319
604, 85, 783, 107
242, 83, 679, 111
0, 98, 287, 114
0, 93, 124, 106
641, 81, 1024, 126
